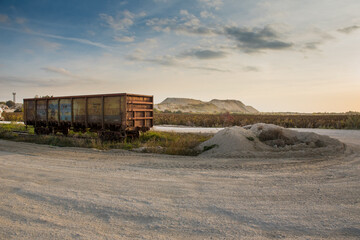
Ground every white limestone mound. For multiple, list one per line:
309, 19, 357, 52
198, 123, 346, 158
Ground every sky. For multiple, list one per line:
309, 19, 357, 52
0, 0, 359, 112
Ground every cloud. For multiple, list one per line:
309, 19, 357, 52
198, 0, 223, 10
304, 41, 321, 50
42, 67, 74, 77
125, 48, 146, 61
100, 10, 146, 32
223, 26, 293, 53
126, 50, 227, 71
0, 75, 68, 87
200, 11, 215, 19
41, 67, 102, 85
147, 16, 292, 53
37, 39, 62, 51
0, 26, 109, 49
100, 10, 146, 43
15, 18, 26, 24
100, 11, 134, 31
114, 36, 135, 42
146, 16, 215, 36
302, 28, 335, 51
188, 66, 229, 72
337, 25, 360, 34
147, 10, 204, 35
242, 66, 260, 72
181, 49, 227, 59
0, 14, 9, 23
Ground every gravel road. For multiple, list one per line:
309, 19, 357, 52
0, 130, 359, 239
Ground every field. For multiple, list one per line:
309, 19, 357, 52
3, 111, 360, 129
154, 112, 360, 129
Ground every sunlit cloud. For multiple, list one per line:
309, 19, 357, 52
337, 25, 360, 34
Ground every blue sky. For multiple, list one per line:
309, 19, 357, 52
0, 0, 359, 112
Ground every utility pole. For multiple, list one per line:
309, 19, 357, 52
12, 92, 16, 103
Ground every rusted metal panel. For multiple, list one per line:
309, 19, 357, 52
73, 98, 86, 122
88, 97, 102, 123
60, 99, 72, 122
25, 100, 35, 121
48, 99, 58, 122
126, 95, 153, 129
104, 96, 121, 124
36, 100, 47, 121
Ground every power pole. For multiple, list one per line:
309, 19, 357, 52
12, 92, 16, 103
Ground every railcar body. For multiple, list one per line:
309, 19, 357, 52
23, 93, 153, 140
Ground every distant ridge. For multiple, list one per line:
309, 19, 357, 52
155, 98, 259, 113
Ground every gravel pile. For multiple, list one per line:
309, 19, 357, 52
198, 123, 346, 158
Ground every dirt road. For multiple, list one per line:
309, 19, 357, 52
0, 132, 359, 239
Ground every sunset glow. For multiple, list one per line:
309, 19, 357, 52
1, 0, 359, 112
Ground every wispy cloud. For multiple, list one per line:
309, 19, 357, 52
37, 39, 62, 51
125, 49, 227, 71
198, 0, 223, 10
0, 26, 109, 49
0, 14, 9, 23
15, 17, 26, 24
0, 75, 68, 87
41, 66, 102, 85
180, 49, 227, 59
337, 25, 360, 34
242, 66, 260, 72
114, 36, 135, 42
302, 28, 335, 51
41, 66, 74, 77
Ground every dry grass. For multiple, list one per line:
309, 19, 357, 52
0, 124, 212, 156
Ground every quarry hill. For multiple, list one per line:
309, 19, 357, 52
155, 98, 259, 113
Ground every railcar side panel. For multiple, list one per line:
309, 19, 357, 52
60, 99, 72, 122
88, 97, 102, 123
25, 100, 35, 122
104, 96, 121, 124
48, 99, 58, 122
73, 98, 86, 122
36, 100, 47, 121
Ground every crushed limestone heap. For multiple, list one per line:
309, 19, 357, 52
198, 123, 346, 158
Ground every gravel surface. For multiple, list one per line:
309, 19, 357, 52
0, 129, 359, 239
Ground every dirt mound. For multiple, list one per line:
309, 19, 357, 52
198, 123, 346, 158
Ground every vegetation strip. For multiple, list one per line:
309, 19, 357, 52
0, 123, 212, 156
3, 112, 360, 129
154, 112, 360, 129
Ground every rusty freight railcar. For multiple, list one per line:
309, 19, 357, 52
23, 93, 153, 140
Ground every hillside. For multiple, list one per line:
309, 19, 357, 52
155, 98, 259, 113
